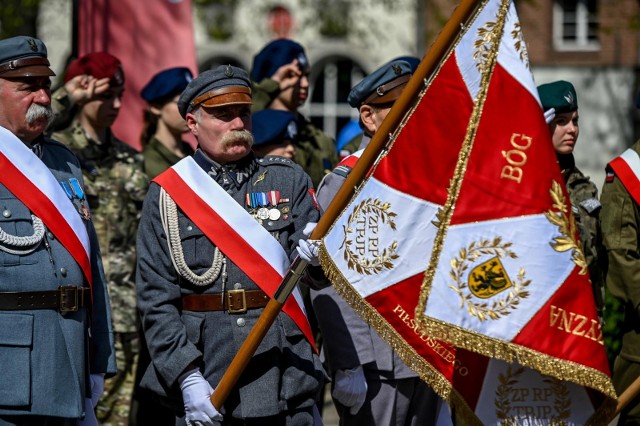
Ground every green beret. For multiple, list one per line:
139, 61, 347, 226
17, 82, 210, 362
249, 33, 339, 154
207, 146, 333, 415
537, 80, 578, 113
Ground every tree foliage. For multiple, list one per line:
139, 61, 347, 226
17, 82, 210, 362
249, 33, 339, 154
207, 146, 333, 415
0, 0, 41, 39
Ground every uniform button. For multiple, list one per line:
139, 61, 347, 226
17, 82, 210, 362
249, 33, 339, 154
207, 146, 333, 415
267, 221, 273, 226
186, 225, 193, 231
236, 318, 246, 327
47, 231, 54, 240
233, 283, 242, 290
2, 209, 10, 218
60, 267, 68, 277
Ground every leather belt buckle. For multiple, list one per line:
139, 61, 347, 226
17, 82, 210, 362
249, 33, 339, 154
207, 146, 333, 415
59, 286, 79, 314
226, 289, 247, 314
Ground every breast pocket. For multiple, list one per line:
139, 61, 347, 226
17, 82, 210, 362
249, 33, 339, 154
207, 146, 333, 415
0, 199, 41, 266
178, 221, 217, 271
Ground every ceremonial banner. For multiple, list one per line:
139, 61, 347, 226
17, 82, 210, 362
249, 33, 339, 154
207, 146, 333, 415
319, 0, 616, 423
77, 0, 197, 149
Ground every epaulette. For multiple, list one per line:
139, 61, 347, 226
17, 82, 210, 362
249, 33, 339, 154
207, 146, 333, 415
331, 164, 353, 179
257, 155, 297, 168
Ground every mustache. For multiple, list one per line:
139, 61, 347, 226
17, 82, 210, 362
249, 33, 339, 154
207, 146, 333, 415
221, 129, 254, 148
25, 104, 53, 125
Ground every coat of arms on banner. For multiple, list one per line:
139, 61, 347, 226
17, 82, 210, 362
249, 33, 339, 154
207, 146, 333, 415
449, 237, 531, 321
341, 198, 399, 275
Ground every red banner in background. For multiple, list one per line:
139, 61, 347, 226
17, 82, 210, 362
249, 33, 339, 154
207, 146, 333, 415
77, 0, 198, 150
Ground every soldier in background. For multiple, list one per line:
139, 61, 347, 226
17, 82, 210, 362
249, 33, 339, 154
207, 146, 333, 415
600, 137, 640, 423
311, 60, 444, 425
251, 108, 297, 160
537, 80, 605, 319
50, 52, 149, 426
0, 35, 116, 425
140, 67, 195, 179
250, 39, 338, 188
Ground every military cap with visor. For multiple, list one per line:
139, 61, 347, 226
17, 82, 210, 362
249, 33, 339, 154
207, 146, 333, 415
537, 80, 578, 114
177, 65, 252, 118
347, 59, 412, 108
0, 36, 55, 78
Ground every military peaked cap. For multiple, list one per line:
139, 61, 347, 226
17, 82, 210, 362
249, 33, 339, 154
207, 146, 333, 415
347, 60, 412, 108
177, 65, 252, 118
0, 36, 55, 78
538, 80, 578, 114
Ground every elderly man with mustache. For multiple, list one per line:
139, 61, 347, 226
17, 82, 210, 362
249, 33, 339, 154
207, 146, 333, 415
0, 36, 116, 425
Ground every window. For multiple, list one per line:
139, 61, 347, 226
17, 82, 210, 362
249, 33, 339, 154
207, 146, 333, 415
301, 56, 366, 140
553, 0, 599, 51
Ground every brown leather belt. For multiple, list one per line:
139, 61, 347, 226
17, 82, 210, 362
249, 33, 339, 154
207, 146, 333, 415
0, 286, 90, 313
182, 289, 270, 314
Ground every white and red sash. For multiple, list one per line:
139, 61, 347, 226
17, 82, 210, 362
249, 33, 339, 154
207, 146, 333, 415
154, 157, 316, 350
609, 148, 640, 205
0, 126, 92, 287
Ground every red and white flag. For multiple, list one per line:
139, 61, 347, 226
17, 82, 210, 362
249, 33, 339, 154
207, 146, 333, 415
319, 0, 616, 423
77, 0, 198, 150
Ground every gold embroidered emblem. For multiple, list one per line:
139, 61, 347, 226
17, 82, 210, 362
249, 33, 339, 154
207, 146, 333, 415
341, 198, 399, 275
511, 21, 530, 69
473, 20, 500, 74
495, 365, 571, 425
450, 238, 530, 321
253, 171, 267, 185
544, 180, 588, 275
468, 257, 512, 299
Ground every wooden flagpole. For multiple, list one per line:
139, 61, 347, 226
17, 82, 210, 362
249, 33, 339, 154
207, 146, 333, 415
211, 0, 483, 410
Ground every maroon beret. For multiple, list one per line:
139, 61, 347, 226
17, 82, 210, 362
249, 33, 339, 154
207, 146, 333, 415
64, 52, 124, 86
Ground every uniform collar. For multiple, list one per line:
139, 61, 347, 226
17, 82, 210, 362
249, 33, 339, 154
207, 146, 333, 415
193, 149, 257, 188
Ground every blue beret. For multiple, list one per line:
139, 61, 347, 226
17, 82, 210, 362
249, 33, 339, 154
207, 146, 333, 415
251, 39, 309, 82
141, 67, 193, 104
0, 36, 54, 78
347, 60, 412, 108
538, 80, 578, 113
177, 65, 252, 118
252, 109, 297, 147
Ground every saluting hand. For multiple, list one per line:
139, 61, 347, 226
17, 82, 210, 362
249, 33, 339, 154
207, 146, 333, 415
64, 74, 111, 107
271, 59, 303, 93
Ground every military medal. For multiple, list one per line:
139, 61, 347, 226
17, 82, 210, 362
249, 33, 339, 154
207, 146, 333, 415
268, 208, 281, 220
67, 178, 91, 220
257, 207, 270, 220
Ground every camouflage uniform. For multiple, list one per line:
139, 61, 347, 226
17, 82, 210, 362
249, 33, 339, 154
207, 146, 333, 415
51, 121, 149, 426
600, 141, 640, 425
252, 78, 338, 187
559, 154, 605, 318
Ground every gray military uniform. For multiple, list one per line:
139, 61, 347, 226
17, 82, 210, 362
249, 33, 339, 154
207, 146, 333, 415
136, 150, 325, 422
0, 136, 116, 420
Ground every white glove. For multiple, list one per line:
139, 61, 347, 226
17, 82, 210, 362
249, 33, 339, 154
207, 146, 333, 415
297, 222, 320, 266
89, 374, 105, 408
179, 369, 223, 426
77, 397, 98, 426
544, 107, 556, 124
332, 366, 368, 415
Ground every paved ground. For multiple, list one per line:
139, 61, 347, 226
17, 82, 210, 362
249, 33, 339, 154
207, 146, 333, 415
319, 386, 339, 426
